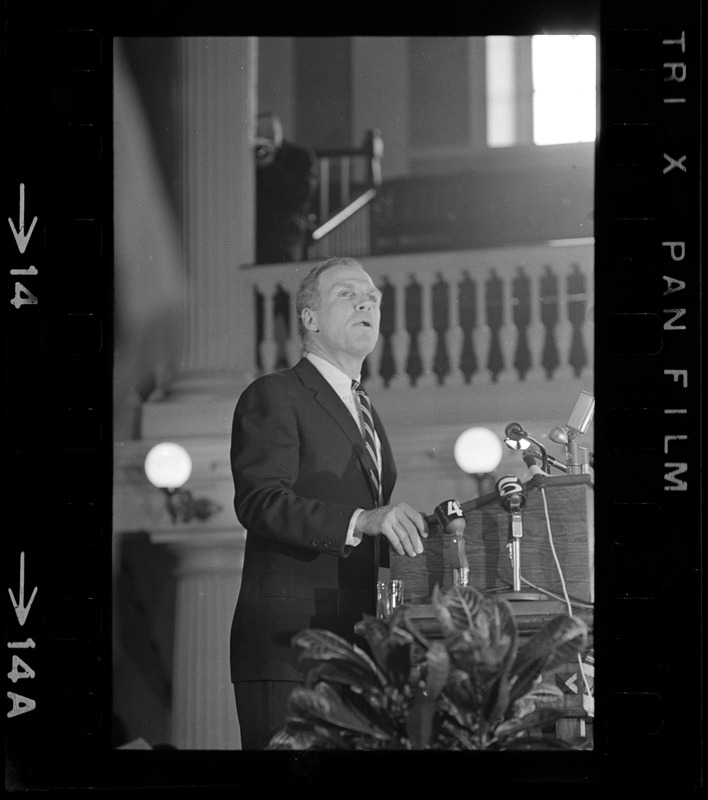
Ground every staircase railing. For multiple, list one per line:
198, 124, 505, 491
305, 128, 383, 258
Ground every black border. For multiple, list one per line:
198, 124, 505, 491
4, 1, 703, 790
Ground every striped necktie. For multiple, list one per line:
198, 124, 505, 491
352, 379, 382, 504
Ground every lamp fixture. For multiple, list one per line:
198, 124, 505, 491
453, 426, 504, 497
144, 442, 222, 524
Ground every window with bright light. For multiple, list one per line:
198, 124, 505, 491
486, 35, 596, 148
532, 35, 596, 145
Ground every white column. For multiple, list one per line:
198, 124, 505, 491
150, 529, 246, 750
176, 36, 258, 390
391, 273, 409, 388
446, 270, 464, 387
526, 262, 545, 381
474, 269, 492, 385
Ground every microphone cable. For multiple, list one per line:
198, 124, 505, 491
537, 483, 594, 714
538, 484, 572, 615
519, 577, 594, 610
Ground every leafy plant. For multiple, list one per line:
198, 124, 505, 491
267, 584, 589, 750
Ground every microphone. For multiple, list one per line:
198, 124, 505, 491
504, 422, 526, 441
504, 422, 528, 448
522, 450, 546, 489
504, 422, 550, 473
546, 453, 568, 472
434, 499, 469, 584
495, 476, 526, 593
549, 426, 569, 446
530, 444, 567, 474
496, 476, 526, 514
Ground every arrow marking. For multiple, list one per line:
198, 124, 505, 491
8, 552, 38, 627
8, 183, 38, 254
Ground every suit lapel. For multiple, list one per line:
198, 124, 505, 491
293, 358, 387, 505
372, 405, 396, 503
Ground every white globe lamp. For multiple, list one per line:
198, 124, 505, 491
454, 427, 504, 496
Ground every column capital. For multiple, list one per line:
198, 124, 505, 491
150, 528, 246, 575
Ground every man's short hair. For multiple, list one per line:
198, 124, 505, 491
296, 256, 363, 341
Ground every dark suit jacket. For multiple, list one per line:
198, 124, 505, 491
230, 357, 396, 682
256, 139, 316, 264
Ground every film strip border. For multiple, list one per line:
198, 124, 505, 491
5, 8, 115, 787
594, 0, 702, 786
4, 1, 703, 790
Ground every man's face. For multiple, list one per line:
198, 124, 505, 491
305, 264, 382, 362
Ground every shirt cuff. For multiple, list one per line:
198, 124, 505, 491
345, 508, 365, 547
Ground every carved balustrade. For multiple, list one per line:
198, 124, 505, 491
244, 241, 594, 390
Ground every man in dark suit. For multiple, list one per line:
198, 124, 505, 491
230, 256, 428, 749
254, 111, 317, 265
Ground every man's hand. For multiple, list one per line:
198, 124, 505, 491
355, 503, 429, 557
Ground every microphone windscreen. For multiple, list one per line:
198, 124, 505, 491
434, 499, 466, 535
504, 422, 526, 441
496, 475, 523, 497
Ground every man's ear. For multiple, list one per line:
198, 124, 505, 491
301, 308, 319, 333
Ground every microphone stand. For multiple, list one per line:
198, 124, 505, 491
434, 500, 469, 588
544, 452, 568, 473
506, 494, 524, 593
449, 529, 469, 588
495, 477, 549, 603
549, 425, 593, 475
566, 430, 582, 474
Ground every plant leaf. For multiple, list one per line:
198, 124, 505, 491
500, 735, 573, 751
292, 628, 384, 686
383, 638, 414, 691
442, 669, 483, 719
481, 671, 510, 734
431, 584, 489, 635
353, 615, 419, 691
335, 684, 398, 737
422, 641, 450, 701
283, 602, 589, 752
524, 681, 566, 709
305, 660, 382, 693
445, 629, 511, 689
481, 601, 520, 726
406, 688, 436, 749
265, 730, 300, 749
285, 684, 391, 741
509, 615, 588, 704
494, 706, 568, 742
353, 614, 392, 671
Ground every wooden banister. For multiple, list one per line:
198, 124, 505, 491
306, 128, 383, 256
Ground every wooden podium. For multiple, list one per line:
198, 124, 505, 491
390, 474, 594, 635
389, 474, 595, 743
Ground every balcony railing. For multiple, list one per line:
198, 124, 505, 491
245, 240, 593, 390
